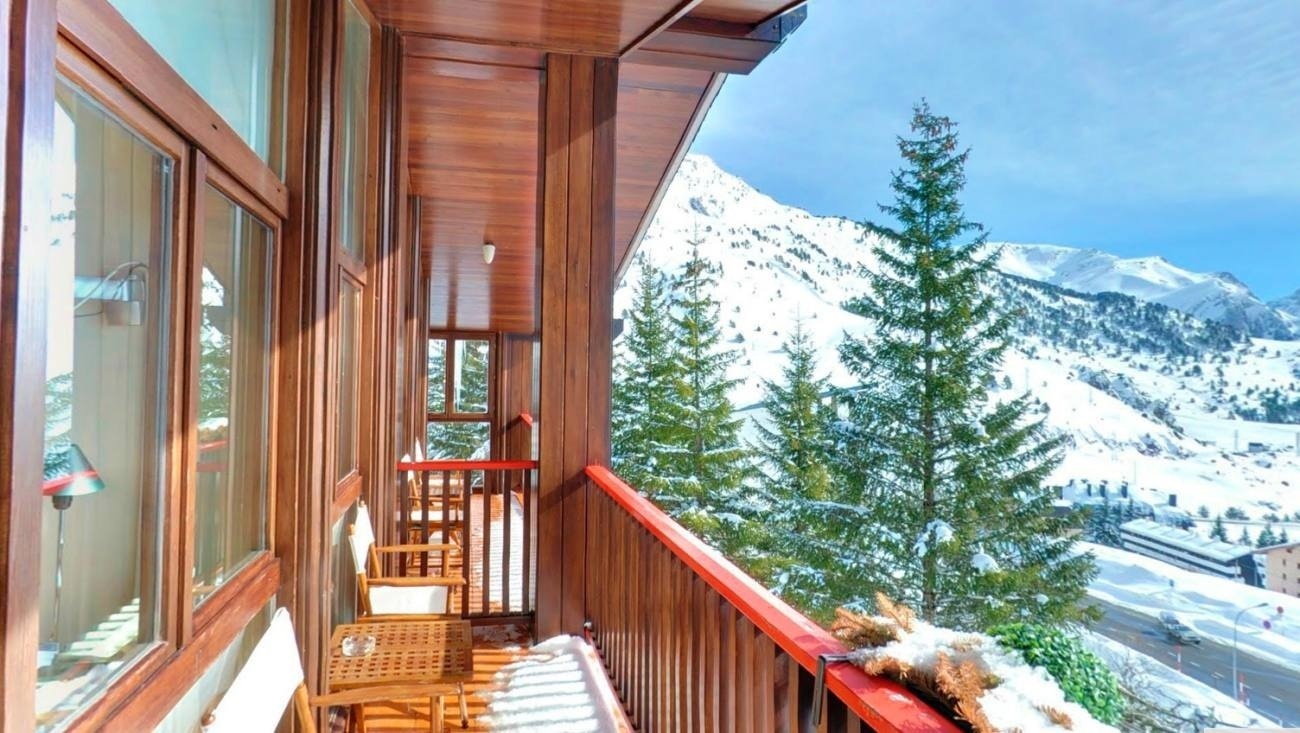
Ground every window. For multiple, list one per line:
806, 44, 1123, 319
30, 39, 283, 729
106, 0, 287, 170
336, 278, 361, 480
426, 337, 492, 459
38, 76, 175, 729
193, 185, 274, 605
338, 0, 371, 259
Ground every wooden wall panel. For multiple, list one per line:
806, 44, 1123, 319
536, 53, 617, 638
694, 0, 803, 25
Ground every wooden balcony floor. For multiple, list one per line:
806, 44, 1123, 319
352, 624, 532, 732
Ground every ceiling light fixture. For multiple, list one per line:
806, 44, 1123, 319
482, 241, 496, 265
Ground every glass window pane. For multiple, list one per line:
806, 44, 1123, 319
453, 340, 489, 414
338, 0, 371, 258
193, 186, 273, 606
427, 339, 446, 415
426, 422, 490, 460
38, 79, 171, 728
106, 0, 285, 171
336, 279, 360, 480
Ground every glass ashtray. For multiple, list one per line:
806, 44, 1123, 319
341, 634, 376, 657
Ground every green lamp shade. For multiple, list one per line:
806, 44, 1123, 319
42, 443, 106, 498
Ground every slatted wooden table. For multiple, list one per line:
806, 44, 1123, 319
328, 620, 474, 733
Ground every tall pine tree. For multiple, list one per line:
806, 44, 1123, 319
612, 256, 681, 497
748, 320, 837, 614
831, 101, 1095, 630
660, 240, 751, 548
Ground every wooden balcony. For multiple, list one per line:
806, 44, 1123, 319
390, 461, 958, 732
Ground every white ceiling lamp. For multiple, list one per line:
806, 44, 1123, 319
482, 241, 496, 264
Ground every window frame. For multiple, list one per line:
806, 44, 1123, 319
330, 0, 380, 507
46, 38, 195, 714
184, 153, 282, 627
25, 7, 288, 730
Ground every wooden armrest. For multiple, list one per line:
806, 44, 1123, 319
313, 684, 447, 707
375, 542, 457, 553
368, 575, 466, 587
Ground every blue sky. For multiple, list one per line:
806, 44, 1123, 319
692, 0, 1300, 300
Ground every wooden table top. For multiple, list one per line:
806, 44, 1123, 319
328, 620, 474, 691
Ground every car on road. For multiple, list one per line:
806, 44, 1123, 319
1158, 612, 1201, 645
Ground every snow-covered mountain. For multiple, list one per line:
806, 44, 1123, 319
992, 244, 1299, 340
619, 154, 1300, 523
1272, 288, 1300, 322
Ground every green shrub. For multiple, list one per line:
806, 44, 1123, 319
988, 622, 1126, 725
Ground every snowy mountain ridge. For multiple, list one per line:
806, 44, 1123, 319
991, 242, 1299, 340
620, 154, 1300, 522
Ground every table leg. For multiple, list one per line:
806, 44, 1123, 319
457, 683, 469, 728
431, 694, 445, 733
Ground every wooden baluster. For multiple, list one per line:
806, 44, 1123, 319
522, 468, 532, 613
704, 586, 720, 733
502, 468, 512, 612
461, 469, 471, 613
441, 470, 451, 576
398, 469, 410, 577
737, 616, 755, 732
420, 469, 431, 576
757, 630, 776, 732
481, 468, 491, 615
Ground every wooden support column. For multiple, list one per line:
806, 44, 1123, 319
537, 53, 617, 638
0, 0, 56, 728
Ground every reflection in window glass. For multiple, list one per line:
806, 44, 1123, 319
427, 339, 446, 415
37, 79, 170, 728
426, 422, 490, 460
336, 279, 360, 480
453, 340, 489, 414
193, 186, 273, 606
107, 0, 285, 170
338, 0, 371, 258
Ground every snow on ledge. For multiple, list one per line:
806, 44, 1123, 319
478, 635, 632, 732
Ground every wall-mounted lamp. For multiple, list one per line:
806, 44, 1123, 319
73, 261, 148, 326
482, 241, 496, 265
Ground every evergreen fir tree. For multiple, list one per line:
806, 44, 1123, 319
611, 256, 682, 497
1210, 515, 1229, 542
1256, 523, 1278, 548
830, 101, 1095, 630
660, 240, 752, 549
1238, 526, 1252, 546
747, 319, 836, 612
1280, 528, 1291, 544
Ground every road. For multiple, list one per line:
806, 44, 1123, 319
1093, 600, 1300, 727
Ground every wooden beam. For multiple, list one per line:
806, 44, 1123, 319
624, 21, 777, 74
536, 53, 617, 638
620, 0, 708, 56
0, 0, 55, 728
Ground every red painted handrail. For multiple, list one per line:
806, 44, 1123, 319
397, 459, 538, 471
585, 465, 959, 733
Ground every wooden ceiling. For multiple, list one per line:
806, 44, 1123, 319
406, 42, 542, 333
396, 0, 804, 333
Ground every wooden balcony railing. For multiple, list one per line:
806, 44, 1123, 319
585, 466, 960, 733
396, 459, 538, 618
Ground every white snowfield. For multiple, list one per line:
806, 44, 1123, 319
1082, 542, 1300, 672
625, 154, 1300, 522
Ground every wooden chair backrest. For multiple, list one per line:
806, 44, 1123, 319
202, 608, 315, 733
